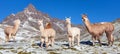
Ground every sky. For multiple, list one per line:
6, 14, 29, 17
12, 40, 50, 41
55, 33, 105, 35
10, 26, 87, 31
0, 0, 120, 24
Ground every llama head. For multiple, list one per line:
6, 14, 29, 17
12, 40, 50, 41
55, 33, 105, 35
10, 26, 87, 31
38, 19, 43, 26
82, 14, 88, 22
14, 19, 21, 25
65, 17, 71, 24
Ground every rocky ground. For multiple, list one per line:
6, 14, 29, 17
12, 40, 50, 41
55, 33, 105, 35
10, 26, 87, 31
0, 31, 120, 54
0, 39, 120, 54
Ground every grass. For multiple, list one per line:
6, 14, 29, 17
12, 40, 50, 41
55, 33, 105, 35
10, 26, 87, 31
118, 43, 120, 47
11, 49, 17, 53
17, 47, 23, 49
102, 52, 107, 54
0, 47, 14, 50
31, 44, 37, 47
18, 51, 31, 54
31, 43, 39, 48
49, 51, 60, 54
62, 47, 78, 51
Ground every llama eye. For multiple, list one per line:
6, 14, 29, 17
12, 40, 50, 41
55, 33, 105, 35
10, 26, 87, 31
82, 19, 85, 21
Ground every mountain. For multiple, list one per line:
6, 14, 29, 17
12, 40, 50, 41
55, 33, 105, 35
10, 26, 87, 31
2, 4, 67, 36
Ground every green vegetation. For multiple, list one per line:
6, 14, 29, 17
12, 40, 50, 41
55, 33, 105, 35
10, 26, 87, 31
17, 47, 23, 49
102, 52, 107, 54
18, 51, 31, 54
31, 44, 37, 47
62, 47, 77, 51
49, 51, 60, 54
11, 49, 17, 53
0, 46, 14, 50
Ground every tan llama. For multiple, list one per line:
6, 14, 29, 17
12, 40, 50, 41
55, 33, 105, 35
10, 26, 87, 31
4, 19, 21, 42
38, 20, 56, 48
82, 14, 114, 46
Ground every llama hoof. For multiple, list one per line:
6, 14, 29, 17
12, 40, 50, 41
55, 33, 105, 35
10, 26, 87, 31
40, 46, 42, 48
68, 47, 71, 49
77, 44, 80, 46
68, 46, 72, 48
46, 47, 48, 49
108, 44, 112, 47
39, 46, 43, 48
49, 44, 53, 47
92, 44, 95, 46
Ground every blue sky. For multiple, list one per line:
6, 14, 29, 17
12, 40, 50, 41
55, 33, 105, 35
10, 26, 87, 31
0, 0, 120, 24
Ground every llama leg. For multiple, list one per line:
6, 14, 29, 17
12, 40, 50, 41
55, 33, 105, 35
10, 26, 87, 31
111, 35, 114, 46
106, 32, 114, 46
77, 35, 80, 46
48, 38, 52, 47
97, 36, 102, 46
5, 35, 9, 42
40, 38, 44, 48
92, 36, 95, 46
71, 36, 74, 47
106, 33, 111, 46
8, 34, 12, 42
68, 36, 72, 47
13, 36, 16, 41
109, 34, 114, 46
51, 37, 55, 47
45, 37, 49, 48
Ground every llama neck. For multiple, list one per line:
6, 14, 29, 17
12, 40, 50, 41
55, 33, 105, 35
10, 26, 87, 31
39, 24, 44, 34
13, 24, 19, 32
84, 19, 92, 32
67, 24, 71, 32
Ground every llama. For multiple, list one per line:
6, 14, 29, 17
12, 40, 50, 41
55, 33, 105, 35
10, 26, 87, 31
4, 19, 21, 42
82, 14, 114, 46
38, 20, 56, 48
65, 17, 80, 47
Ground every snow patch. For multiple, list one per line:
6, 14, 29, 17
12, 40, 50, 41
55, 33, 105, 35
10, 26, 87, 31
43, 16, 50, 21
11, 13, 15, 16
100, 22, 106, 24
22, 21, 29, 28
24, 8, 35, 15
28, 16, 36, 22
0, 28, 6, 40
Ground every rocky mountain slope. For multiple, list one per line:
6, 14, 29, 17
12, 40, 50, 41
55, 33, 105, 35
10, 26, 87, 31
0, 4, 120, 54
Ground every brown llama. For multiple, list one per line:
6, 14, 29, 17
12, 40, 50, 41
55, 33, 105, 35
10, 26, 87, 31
4, 19, 21, 42
82, 14, 114, 46
38, 20, 56, 48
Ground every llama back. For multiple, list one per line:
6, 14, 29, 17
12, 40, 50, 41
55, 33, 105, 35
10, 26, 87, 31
44, 28, 56, 37
71, 27, 80, 36
104, 22, 114, 32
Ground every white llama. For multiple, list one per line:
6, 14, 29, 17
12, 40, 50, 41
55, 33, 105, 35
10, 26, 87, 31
65, 17, 80, 47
